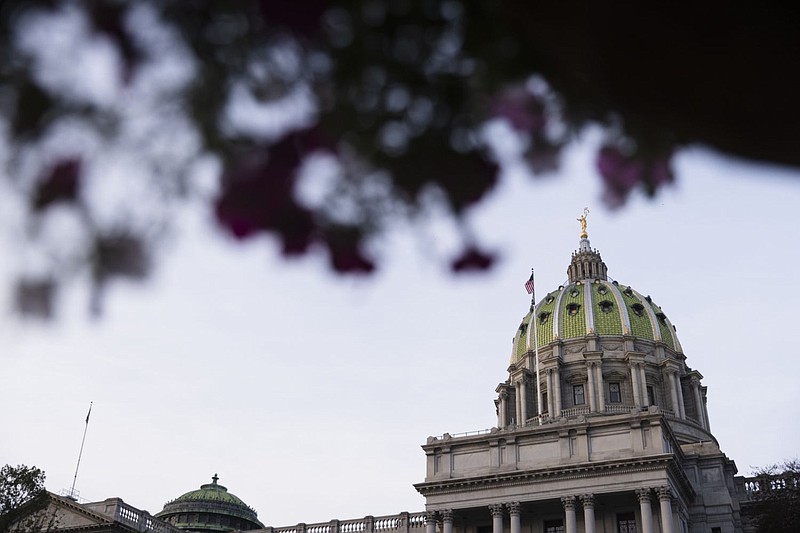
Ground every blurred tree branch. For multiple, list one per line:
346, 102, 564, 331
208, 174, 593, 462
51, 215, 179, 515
1, 1, 798, 317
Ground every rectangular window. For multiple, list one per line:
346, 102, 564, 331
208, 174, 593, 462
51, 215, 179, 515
542, 392, 548, 413
544, 520, 565, 533
647, 385, 656, 406
617, 512, 636, 533
609, 382, 622, 403
573, 384, 585, 405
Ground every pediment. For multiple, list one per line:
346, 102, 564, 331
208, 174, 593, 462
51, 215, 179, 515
45, 493, 114, 531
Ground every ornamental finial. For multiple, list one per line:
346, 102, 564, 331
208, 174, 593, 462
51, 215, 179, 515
577, 207, 589, 239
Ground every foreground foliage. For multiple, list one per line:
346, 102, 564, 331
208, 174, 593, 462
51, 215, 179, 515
0, 465, 51, 533
1, 2, 799, 317
748, 460, 800, 533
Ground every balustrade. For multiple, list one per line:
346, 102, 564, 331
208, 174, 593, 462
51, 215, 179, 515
268, 513, 426, 533
110, 501, 182, 533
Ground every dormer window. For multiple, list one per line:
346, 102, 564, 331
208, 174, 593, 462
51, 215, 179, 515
598, 285, 608, 295
656, 312, 668, 325
566, 303, 581, 316
631, 303, 645, 316
599, 300, 613, 313
538, 311, 550, 324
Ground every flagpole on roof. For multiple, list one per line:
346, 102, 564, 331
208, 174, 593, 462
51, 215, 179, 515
530, 270, 543, 421
525, 270, 543, 424
68, 401, 92, 500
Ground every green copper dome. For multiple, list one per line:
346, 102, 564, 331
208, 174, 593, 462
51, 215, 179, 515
512, 236, 682, 363
155, 475, 263, 532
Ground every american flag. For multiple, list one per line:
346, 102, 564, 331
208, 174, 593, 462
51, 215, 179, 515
524, 272, 535, 295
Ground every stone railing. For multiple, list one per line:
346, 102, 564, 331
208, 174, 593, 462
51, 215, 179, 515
427, 429, 493, 443
261, 512, 427, 533
735, 474, 800, 502
559, 406, 590, 418
432, 403, 683, 439
111, 500, 183, 533
603, 404, 636, 415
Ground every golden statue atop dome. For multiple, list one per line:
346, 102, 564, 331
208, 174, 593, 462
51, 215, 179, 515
577, 207, 589, 239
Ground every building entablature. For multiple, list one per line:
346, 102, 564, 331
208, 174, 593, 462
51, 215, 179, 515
415, 454, 695, 509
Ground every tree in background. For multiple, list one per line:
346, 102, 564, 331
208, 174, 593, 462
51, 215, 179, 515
747, 460, 800, 533
0, 464, 53, 533
1, 2, 799, 317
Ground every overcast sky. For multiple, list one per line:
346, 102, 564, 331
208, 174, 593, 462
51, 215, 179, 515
3, 132, 800, 526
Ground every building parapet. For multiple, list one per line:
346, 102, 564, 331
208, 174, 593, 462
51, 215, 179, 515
735, 473, 800, 502
94, 499, 183, 533
257, 512, 427, 533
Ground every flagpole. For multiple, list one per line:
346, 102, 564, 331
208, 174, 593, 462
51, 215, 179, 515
530, 270, 543, 421
70, 402, 92, 499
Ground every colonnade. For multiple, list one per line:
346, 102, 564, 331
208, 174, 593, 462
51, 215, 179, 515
496, 358, 708, 430
424, 487, 679, 533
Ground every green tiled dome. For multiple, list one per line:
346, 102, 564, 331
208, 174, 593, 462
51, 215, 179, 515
512, 237, 682, 363
156, 475, 263, 532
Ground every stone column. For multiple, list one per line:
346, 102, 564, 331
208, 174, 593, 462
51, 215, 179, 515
701, 386, 711, 431
489, 504, 504, 533
515, 384, 522, 426
595, 363, 605, 412
658, 487, 675, 533
546, 369, 554, 416
554, 366, 562, 417
586, 362, 597, 412
675, 375, 686, 418
581, 494, 596, 533
424, 512, 436, 533
498, 391, 507, 427
667, 372, 680, 416
636, 488, 654, 533
520, 379, 528, 424
561, 496, 577, 533
630, 363, 641, 407
441, 510, 453, 533
507, 502, 520, 533
638, 364, 648, 405
690, 378, 706, 428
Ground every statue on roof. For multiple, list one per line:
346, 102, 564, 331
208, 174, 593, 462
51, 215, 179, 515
577, 207, 589, 239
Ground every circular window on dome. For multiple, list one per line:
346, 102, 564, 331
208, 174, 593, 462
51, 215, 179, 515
599, 300, 613, 313
623, 287, 633, 297
631, 303, 645, 316
566, 303, 581, 315
538, 311, 550, 324
570, 289, 580, 297
598, 285, 608, 295
545, 295, 555, 304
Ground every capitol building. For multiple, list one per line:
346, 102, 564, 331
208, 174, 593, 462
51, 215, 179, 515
23, 226, 764, 533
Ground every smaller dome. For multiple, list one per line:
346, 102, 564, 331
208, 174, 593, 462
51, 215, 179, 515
156, 475, 263, 532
